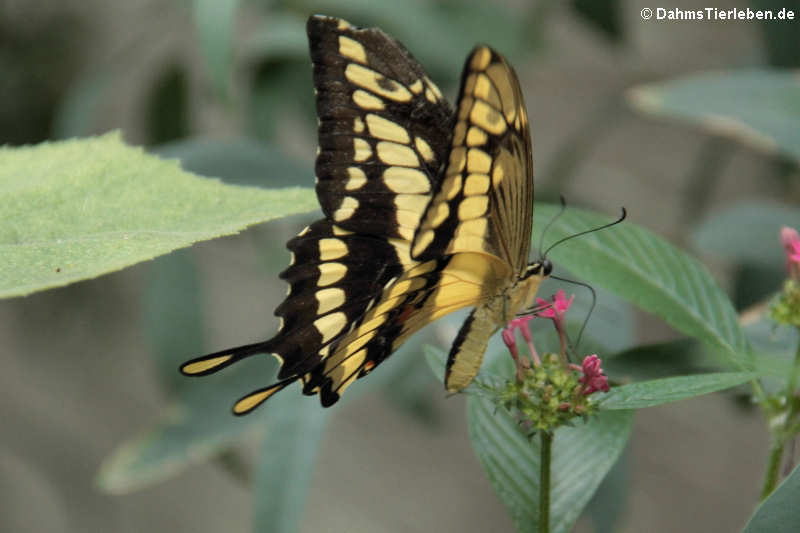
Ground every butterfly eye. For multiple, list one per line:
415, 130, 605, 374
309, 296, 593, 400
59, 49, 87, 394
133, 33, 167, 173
542, 259, 553, 276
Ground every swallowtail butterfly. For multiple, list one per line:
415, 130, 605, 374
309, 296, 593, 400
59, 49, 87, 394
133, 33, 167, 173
180, 15, 552, 413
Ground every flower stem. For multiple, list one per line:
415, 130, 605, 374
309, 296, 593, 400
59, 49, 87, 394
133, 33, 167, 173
760, 440, 784, 501
760, 336, 800, 500
540, 431, 552, 533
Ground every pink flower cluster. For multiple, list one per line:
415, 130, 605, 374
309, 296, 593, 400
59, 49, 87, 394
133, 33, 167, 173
782, 226, 800, 280
577, 355, 609, 395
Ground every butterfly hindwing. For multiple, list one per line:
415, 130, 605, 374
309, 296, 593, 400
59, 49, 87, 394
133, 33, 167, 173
411, 47, 533, 273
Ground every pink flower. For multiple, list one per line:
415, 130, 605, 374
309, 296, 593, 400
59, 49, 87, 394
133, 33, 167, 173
578, 354, 609, 395
781, 226, 800, 279
502, 328, 520, 360
535, 290, 574, 322
503, 314, 539, 367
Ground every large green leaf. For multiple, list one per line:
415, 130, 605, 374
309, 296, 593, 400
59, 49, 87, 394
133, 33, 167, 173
534, 204, 752, 368
0, 133, 317, 298
153, 137, 307, 188
468, 394, 632, 533
598, 371, 757, 410
253, 401, 328, 533
193, 0, 240, 97
692, 202, 800, 268
144, 250, 205, 394
97, 356, 281, 493
628, 69, 800, 161
743, 463, 800, 532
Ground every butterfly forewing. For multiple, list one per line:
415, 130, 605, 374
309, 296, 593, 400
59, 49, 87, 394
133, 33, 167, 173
411, 47, 533, 274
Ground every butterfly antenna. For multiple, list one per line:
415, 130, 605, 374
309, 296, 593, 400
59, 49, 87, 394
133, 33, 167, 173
549, 274, 596, 351
542, 207, 627, 258
538, 195, 567, 257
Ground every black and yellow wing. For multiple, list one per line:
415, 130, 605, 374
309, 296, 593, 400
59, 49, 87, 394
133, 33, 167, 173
410, 47, 538, 393
181, 15, 542, 413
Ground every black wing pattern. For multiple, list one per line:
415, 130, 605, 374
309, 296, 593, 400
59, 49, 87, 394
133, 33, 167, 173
181, 15, 459, 411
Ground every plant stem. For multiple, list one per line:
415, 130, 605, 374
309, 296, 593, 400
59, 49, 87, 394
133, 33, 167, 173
540, 431, 553, 533
760, 338, 800, 500
761, 440, 784, 501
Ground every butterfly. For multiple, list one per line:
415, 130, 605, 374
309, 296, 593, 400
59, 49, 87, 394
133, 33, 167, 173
180, 14, 552, 414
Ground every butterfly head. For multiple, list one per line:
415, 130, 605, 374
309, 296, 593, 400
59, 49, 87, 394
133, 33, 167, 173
523, 258, 552, 280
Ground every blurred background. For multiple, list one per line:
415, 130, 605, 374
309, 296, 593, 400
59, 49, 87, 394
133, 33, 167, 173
1, 0, 799, 531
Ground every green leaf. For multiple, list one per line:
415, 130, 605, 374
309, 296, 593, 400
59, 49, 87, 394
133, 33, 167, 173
692, 202, 800, 268
253, 401, 328, 533
628, 69, 800, 161
603, 338, 716, 382
97, 356, 281, 493
145, 65, 189, 145
193, 0, 240, 97
534, 203, 752, 368
570, 0, 623, 41
468, 395, 632, 533
144, 250, 205, 394
153, 137, 307, 187
751, 0, 800, 67
598, 371, 757, 410
743, 463, 800, 532
583, 446, 629, 533
424, 344, 447, 384
0, 133, 318, 299
242, 12, 309, 63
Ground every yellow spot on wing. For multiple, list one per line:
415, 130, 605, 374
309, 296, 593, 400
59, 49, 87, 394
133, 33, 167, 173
425, 88, 437, 103
334, 197, 359, 221
182, 354, 232, 374
492, 162, 504, 185
353, 90, 385, 110
318, 262, 347, 286
395, 194, 430, 229
353, 138, 372, 161
429, 201, 449, 226
345, 63, 412, 102
319, 238, 347, 260
442, 174, 462, 200
458, 196, 489, 219
470, 48, 492, 70
425, 76, 443, 99
314, 311, 347, 343
316, 287, 346, 314
366, 114, 410, 144
412, 229, 435, 257
383, 167, 430, 194
353, 117, 365, 133
409, 79, 423, 94
470, 100, 506, 135
467, 148, 492, 173
338, 36, 367, 63
233, 386, 283, 415
345, 167, 367, 190
415, 137, 434, 162
464, 173, 490, 195
332, 225, 353, 236
449, 146, 467, 173
376, 141, 419, 166
466, 126, 488, 146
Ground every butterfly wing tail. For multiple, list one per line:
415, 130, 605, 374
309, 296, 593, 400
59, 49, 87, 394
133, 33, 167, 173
179, 341, 274, 377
